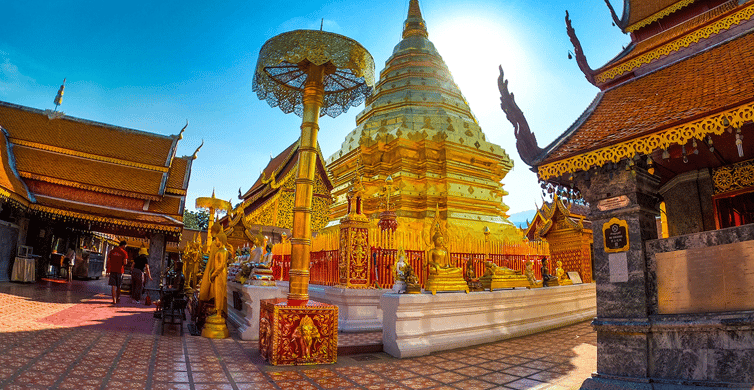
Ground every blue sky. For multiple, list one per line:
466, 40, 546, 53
1, 0, 629, 215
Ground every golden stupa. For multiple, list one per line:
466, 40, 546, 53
326, 0, 519, 241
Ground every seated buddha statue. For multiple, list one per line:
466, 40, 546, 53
425, 230, 468, 294
555, 260, 573, 285
427, 232, 462, 277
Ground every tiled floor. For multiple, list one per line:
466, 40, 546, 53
0, 279, 596, 389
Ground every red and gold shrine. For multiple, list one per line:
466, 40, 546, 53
259, 298, 338, 365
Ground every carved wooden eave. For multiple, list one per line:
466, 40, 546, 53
604, 0, 626, 30
499, 66, 605, 172
566, 10, 596, 86
497, 66, 543, 167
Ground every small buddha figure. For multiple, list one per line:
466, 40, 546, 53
403, 263, 421, 294
541, 257, 557, 287
293, 315, 320, 360
465, 259, 484, 292
183, 240, 201, 292
556, 260, 573, 285
524, 259, 538, 288
425, 229, 468, 294
201, 231, 230, 339
392, 248, 408, 293
261, 243, 273, 267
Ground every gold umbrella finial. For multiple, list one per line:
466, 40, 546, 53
253, 29, 374, 306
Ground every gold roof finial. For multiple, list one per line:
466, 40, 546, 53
403, 0, 428, 39
53, 78, 66, 111
191, 139, 204, 160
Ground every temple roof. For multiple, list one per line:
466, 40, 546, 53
535, 29, 754, 179
622, 0, 695, 32
241, 139, 332, 208
0, 128, 33, 204
0, 101, 178, 168
32, 194, 183, 235
0, 100, 194, 238
594, 0, 750, 88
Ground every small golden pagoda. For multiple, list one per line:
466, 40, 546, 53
326, 0, 519, 242
523, 194, 592, 283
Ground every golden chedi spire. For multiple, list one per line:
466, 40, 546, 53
326, 0, 518, 242
403, 0, 428, 39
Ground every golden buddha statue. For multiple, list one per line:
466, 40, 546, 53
524, 259, 540, 288
479, 260, 529, 291
556, 260, 573, 286
201, 230, 230, 339
425, 229, 468, 295
183, 237, 201, 292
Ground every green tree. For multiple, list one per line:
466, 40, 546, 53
183, 209, 209, 230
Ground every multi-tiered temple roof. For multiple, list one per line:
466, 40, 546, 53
507, 0, 754, 189
0, 100, 194, 239
327, 0, 517, 240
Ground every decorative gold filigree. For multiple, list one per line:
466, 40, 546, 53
29, 204, 181, 233
598, 2, 754, 83
713, 158, 754, 194
253, 30, 375, 118
625, 0, 696, 33
538, 101, 754, 180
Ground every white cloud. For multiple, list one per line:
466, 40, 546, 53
0, 53, 36, 95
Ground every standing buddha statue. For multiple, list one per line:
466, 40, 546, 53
201, 230, 230, 339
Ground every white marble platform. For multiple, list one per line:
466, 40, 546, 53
276, 282, 386, 332
381, 283, 597, 358
226, 282, 286, 340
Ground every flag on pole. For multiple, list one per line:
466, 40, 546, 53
54, 78, 66, 109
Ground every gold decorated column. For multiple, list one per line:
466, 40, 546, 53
252, 29, 373, 365
288, 64, 325, 305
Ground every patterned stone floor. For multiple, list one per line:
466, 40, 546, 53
0, 279, 596, 389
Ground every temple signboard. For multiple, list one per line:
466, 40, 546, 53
597, 195, 630, 211
603, 218, 629, 253
656, 240, 754, 314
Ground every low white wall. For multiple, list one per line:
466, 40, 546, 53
307, 284, 386, 332
381, 284, 597, 358
226, 282, 286, 340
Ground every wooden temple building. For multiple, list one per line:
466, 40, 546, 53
523, 195, 593, 283
500, 0, 754, 387
221, 140, 333, 247
326, 0, 520, 243
0, 100, 196, 283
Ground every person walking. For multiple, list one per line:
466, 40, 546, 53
131, 246, 152, 303
107, 241, 128, 304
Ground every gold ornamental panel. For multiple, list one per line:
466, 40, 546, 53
712, 158, 754, 194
